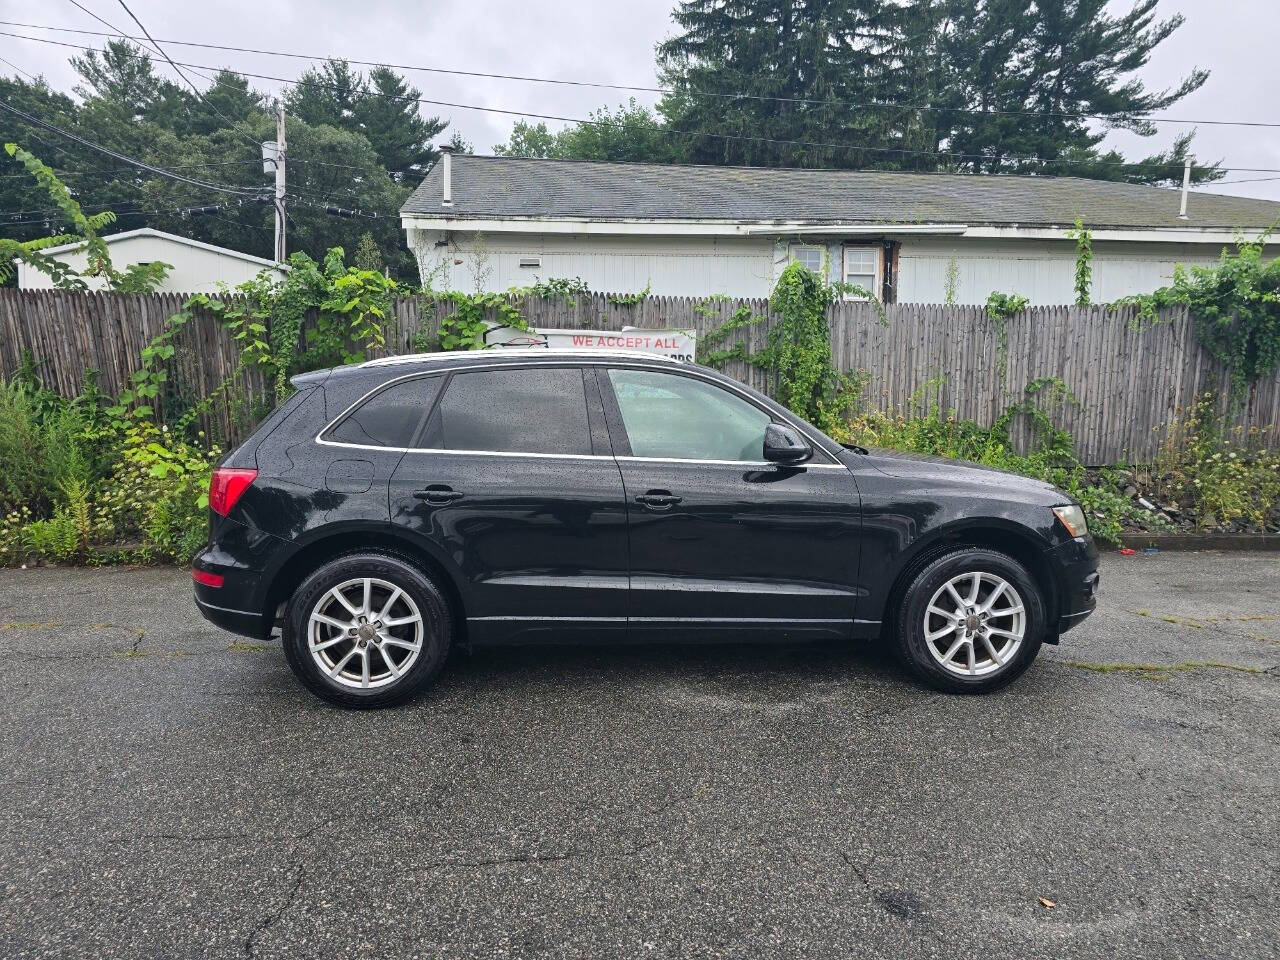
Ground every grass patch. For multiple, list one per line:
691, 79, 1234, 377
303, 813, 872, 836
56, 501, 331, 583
228, 642, 268, 653
1061, 659, 1264, 679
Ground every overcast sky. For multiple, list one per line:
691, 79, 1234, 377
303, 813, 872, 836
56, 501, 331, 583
2, 0, 1277, 201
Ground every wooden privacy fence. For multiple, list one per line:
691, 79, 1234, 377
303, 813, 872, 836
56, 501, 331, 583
1, 287, 1277, 464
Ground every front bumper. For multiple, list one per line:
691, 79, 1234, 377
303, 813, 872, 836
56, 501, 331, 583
1048, 535, 1100, 634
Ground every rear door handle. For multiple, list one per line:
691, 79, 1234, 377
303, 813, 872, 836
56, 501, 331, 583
413, 485, 463, 504
635, 490, 682, 509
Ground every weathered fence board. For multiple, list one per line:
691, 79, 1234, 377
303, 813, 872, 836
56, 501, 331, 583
1, 288, 1276, 463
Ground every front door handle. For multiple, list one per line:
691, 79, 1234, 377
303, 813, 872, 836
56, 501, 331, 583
413, 485, 463, 504
635, 490, 683, 510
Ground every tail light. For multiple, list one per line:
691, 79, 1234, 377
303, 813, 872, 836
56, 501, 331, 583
192, 569, 225, 588
209, 467, 257, 517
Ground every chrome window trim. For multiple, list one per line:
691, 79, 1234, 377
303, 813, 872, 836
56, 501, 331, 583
315, 358, 847, 469
314, 439, 847, 469
616, 456, 847, 470
315, 439, 612, 460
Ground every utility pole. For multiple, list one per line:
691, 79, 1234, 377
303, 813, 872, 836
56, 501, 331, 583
272, 101, 288, 263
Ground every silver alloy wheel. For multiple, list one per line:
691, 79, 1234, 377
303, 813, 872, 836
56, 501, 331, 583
307, 577, 425, 690
923, 571, 1025, 677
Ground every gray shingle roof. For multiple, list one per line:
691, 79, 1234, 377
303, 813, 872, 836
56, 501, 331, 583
401, 155, 1280, 230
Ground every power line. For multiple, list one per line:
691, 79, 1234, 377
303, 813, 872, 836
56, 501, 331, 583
5, 30, 1267, 175
63, 0, 218, 85
0, 196, 260, 227
3, 17, 1279, 130
1210, 175, 1280, 186
110, 0, 264, 154
0, 96, 266, 195
0, 52, 38, 82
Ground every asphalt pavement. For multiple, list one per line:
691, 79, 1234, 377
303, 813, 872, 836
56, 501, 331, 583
1, 551, 1277, 959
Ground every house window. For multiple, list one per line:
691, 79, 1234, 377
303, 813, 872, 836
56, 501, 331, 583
843, 245, 882, 300
790, 244, 825, 274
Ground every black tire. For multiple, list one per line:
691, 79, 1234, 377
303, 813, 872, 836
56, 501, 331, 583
892, 547, 1045, 694
282, 552, 452, 708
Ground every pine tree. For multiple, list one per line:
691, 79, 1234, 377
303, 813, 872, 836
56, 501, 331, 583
283, 60, 366, 131
942, 0, 1216, 183
656, 0, 1221, 183
358, 67, 446, 182
657, 0, 902, 168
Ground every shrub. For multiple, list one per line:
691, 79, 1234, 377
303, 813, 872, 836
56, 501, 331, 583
0, 370, 218, 566
832, 378, 1171, 544
1148, 395, 1280, 531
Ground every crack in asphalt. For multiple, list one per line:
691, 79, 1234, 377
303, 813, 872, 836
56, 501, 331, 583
122, 814, 347, 849
837, 849, 872, 889
243, 868, 304, 958
408, 790, 695, 876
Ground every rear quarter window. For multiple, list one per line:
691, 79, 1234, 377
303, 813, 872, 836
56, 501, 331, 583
324, 376, 443, 448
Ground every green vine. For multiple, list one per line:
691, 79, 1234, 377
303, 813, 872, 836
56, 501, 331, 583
1, 143, 170, 293
984, 291, 1029, 377
1067, 218, 1093, 306
107, 247, 396, 431
842, 284, 889, 326
697, 304, 760, 367
991, 377, 1080, 454
694, 266, 879, 428
1114, 227, 1280, 404
422, 290, 530, 351
608, 283, 651, 307
943, 254, 960, 305
528, 276, 590, 305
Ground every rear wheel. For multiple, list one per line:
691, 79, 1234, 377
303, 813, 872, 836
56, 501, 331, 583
282, 553, 451, 708
893, 547, 1045, 693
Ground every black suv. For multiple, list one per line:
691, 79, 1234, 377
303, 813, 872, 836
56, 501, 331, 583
193, 349, 1099, 707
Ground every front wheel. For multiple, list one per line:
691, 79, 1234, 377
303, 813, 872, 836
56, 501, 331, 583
893, 547, 1045, 693
282, 553, 452, 708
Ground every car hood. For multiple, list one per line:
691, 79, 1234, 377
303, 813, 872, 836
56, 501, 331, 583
857, 448, 1071, 504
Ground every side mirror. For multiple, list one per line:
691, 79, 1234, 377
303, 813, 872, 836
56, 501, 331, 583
763, 422, 813, 464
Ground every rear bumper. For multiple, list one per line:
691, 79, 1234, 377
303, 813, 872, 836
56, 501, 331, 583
191, 516, 284, 641
1048, 535, 1100, 634
193, 590, 269, 639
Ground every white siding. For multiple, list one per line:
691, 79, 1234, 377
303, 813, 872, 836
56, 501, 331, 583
18, 233, 284, 293
408, 228, 1268, 304
411, 230, 778, 297
897, 236, 1234, 304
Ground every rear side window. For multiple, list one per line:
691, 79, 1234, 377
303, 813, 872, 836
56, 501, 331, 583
325, 376, 442, 447
425, 367, 591, 455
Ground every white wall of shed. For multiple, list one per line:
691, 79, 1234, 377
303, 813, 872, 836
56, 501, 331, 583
895, 236, 1247, 304
406, 227, 1271, 304
409, 229, 778, 297
17, 234, 283, 293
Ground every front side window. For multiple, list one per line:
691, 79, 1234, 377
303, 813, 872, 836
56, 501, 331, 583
428, 367, 592, 456
325, 376, 441, 447
607, 369, 772, 462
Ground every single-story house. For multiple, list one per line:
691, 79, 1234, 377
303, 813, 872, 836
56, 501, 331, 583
400, 152, 1280, 304
18, 227, 286, 294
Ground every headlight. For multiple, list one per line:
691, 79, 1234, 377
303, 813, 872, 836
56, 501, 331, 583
1053, 504, 1088, 538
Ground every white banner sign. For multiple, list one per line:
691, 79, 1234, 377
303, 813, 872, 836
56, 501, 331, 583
486, 326, 697, 362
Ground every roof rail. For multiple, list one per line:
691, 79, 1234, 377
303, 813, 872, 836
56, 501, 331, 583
362, 346, 683, 368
